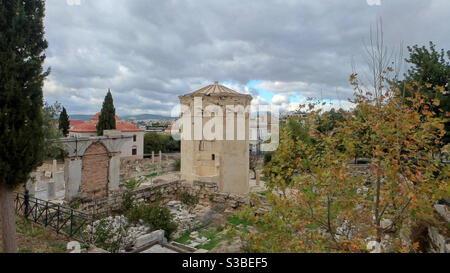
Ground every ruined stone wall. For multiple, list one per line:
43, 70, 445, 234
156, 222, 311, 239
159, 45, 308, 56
81, 142, 110, 199
80, 180, 248, 217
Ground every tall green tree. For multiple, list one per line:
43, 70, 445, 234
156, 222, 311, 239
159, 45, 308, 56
42, 101, 64, 159
58, 107, 69, 136
0, 0, 49, 252
399, 42, 450, 144
96, 89, 116, 136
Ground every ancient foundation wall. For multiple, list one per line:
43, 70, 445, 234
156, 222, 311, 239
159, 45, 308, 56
80, 180, 248, 217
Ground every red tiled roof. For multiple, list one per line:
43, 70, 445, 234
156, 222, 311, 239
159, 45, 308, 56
69, 122, 96, 132
116, 121, 144, 132
70, 120, 85, 126
69, 114, 143, 133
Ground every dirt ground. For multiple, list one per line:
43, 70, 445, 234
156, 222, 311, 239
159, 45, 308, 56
0, 215, 71, 253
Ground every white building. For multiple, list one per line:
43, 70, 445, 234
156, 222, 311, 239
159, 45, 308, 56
69, 112, 145, 159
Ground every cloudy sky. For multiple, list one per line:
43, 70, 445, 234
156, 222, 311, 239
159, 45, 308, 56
42, 0, 450, 117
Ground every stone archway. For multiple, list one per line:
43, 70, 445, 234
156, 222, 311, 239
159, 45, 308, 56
81, 142, 109, 199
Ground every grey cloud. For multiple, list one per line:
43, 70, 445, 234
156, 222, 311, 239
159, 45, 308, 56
42, 0, 450, 116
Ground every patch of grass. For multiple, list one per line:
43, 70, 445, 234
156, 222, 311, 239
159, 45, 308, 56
257, 190, 271, 196
179, 190, 199, 207
18, 248, 32, 253
146, 172, 158, 178
123, 178, 142, 190
48, 241, 67, 253
197, 239, 220, 251
175, 231, 192, 244
17, 220, 46, 238
306, 223, 319, 229
196, 225, 238, 251
227, 216, 251, 227
0, 218, 69, 253
241, 228, 251, 234
201, 229, 220, 240
197, 229, 222, 250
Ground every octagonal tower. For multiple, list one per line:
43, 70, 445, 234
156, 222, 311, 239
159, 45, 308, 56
178, 81, 252, 195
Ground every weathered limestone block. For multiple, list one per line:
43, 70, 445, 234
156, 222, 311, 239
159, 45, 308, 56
434, 204, 450, 223
47, 180, 56, 199
108, 155, 121, 192
428, 226, 448, 253
65, 159, 82, 201
135, 230, 166, 249
54, 171, 65, 191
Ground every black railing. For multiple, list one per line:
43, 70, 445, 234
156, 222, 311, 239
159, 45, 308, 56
14, 192, 93, 244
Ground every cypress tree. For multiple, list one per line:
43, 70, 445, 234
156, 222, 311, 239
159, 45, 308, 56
0, 0, 49, 252
96, 89, 116, 136
58, 107, 70, 136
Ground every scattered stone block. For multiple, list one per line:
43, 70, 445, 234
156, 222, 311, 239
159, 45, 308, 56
135, 230, 166, 249
428, 226, 447, 253
47, 181, 56, 199
434, 204, 450, 223
367, 241, 381, 253
380, 219, 392, 229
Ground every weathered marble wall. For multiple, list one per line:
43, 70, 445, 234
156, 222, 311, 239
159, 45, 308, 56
80, 180, 249, 217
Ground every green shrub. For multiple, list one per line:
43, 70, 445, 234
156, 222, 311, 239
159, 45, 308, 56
123, 178, 142, 190
121, 191, 135, 213
69, 199, 81, 210
173, 158, 181, 171
175, 231, 192, 244
263, 151, 273, 165
146, 172, 158, 178
227, 215, 251, 227
126, 203, 178, 240
179, 190, 199, 207
89, 218, 129, 253
144, 132, 180, 153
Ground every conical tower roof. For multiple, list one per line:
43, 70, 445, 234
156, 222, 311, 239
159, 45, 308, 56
179, 81, 252, 99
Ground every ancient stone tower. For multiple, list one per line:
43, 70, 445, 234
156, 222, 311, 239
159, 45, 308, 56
178, 82, 252, 195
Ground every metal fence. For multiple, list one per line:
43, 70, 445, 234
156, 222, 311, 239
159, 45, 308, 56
14, 192, 92, 244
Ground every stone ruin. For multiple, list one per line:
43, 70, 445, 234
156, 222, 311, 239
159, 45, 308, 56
27, 159, 65, 201
26, 132, 132, 202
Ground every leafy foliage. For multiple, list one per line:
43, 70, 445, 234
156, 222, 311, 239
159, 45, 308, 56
286, 118, 312, 144
173, 158, 181, 171
89, 218, 129, 253
126, 203, 178, 240
178, 190, 199, 207
316, 108, 346, 134
398, 41, 450, 144
123, 178, 142, 190
263, 151, 274, 165
42, 101, 65, 160
144, 132, 180, 153
241, 68, 449, 253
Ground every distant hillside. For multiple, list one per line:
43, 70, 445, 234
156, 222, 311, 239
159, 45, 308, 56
69, 114, 94, 121
122, 114, 174, 120
69, 113, 173, 121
